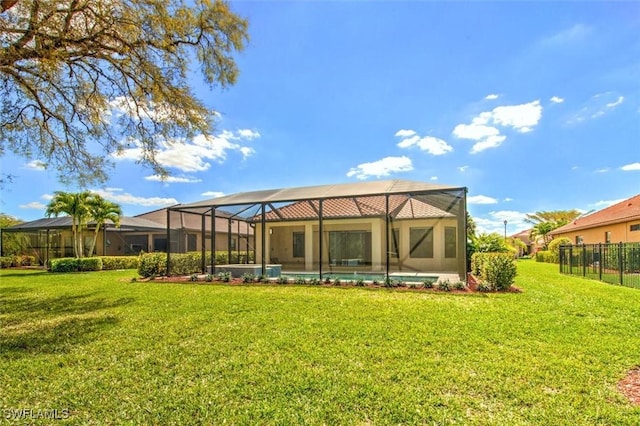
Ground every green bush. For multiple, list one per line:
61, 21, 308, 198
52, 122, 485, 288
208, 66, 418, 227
482, 253, 517, 291
100, 256, 139, 270
0, 256, 13, 268
547, 238, 571, 263
138, 252, 167, 278
472, 252, 517, 291
536, 250, 555, 263
50, 257, 103, 272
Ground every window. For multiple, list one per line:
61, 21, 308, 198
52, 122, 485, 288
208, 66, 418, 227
575, 235, 583, 245
124, 235, 148, 255
445, 227, 457, 258
391, 228, 400, 258
154, 237, 167, 252
604, 231, 611, 243
410, 227, 433, 258
293, 232, 305, 258
187, 234, 197, 251
631, 224, 640, 232
329, 231, 371, 265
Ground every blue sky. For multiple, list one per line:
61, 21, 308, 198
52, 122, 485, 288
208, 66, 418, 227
1, 1, 639, 236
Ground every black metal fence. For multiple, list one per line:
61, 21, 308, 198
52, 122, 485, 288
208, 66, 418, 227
559, 243, 640, 289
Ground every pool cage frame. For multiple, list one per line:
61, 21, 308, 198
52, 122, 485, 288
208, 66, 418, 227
166, 180, 468, 282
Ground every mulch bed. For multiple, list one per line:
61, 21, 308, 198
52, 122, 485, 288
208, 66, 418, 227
134, 273, 521, 294
619, 367, 640, 405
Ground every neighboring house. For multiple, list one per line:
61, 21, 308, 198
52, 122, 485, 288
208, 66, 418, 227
511, 229, 543, 255
0, 207, 254, 264
549, 194, 640, 244
169, 179, 468, 280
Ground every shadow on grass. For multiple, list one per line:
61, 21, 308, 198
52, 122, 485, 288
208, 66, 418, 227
0, 293, 134, 359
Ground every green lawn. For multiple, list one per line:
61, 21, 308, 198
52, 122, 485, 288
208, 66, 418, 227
2, 261, 640, 424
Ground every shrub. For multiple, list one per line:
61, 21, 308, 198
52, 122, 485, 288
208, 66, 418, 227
205, 274, 213, 282
78, 257, 103, 271
294, 276, 306, 285
100, 256, 139, 270
242, 273, 257, 283
547, 238, 571, 263
535, 250, 555, 263
309, 277, 321, 285
423, 279, 434, 289
0, 256, 13, 268
355, 277, 365, 287
217, 271, 232, 282
49, 257, 102, 272
438, 279, 452, 292
138, 252, 167, 278
482, 253, 517, 291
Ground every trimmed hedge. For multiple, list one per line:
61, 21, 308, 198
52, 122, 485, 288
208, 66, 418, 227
0, 254, 37, 268
535, 250, 555, 263
50, 257, 103, 272
100, 256, 139, 270
137, 251, 255, 278
471, 252, 517, 291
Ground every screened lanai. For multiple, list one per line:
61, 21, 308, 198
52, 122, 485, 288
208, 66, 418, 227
167, 179, 468, 282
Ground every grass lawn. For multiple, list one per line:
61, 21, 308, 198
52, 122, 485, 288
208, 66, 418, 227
2, 260, 640, 424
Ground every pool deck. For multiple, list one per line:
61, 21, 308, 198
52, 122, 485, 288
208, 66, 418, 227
282, 270, 462, 283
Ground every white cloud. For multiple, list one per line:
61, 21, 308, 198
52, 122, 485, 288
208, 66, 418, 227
237, 129, 261, 139
25, 160, 46, 170
452, 123, 500, 140
201, 191, 225, 198
470, 135, 507, 154
40, 194, 54, 201
566, 92, 625, 125
346, 156, 413, 180
550, 96, 564, 104
468, 195, 498, 205
485, 94, 499, 100
457, 166, 469, 173
396, 130, 453, 156
504, 198, 513, 202
430, 176, 438, 181
115, 129, 259, 173
19, 201, 46, 210
144, 175, 202, 183
397, 135, 453, 155
540, 24, 592, 47
595, 168, 610, 173
394, 129, 417, 138
453, 100, 542, 153
591, 199, 625, 209
91, 188, 177, 207
491, 100, 543, 133
606, 96, 624, 109
473, 210, 530, 235
621, 162, 640, 171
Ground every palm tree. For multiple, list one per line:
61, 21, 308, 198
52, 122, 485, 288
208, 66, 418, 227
86, 195, 122, 257
45, 191, 91, 257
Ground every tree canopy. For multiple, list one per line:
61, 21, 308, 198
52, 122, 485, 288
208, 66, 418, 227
0, 0, 248, 186
525, 209, 581, 248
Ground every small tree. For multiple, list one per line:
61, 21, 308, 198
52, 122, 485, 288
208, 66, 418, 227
86, 195, 122, 257
45, 191, 91, 258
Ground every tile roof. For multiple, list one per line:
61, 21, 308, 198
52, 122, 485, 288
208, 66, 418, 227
173, 179, 466, 210
551, 193, 640, 234
259, 195, 455, 221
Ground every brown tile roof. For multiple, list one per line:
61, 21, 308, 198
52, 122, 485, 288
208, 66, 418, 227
551, 193, 640, 234
259, 195, 455, 221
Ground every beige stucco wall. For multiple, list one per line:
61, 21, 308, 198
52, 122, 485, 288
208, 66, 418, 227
553, 220, 640, 244
255, 217, 459, 273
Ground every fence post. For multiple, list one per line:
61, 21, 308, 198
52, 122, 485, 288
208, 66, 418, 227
598, 243, 602, 281
619, 242, 624, 286
582, 243, 586, 278
569, 245, 573, 274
